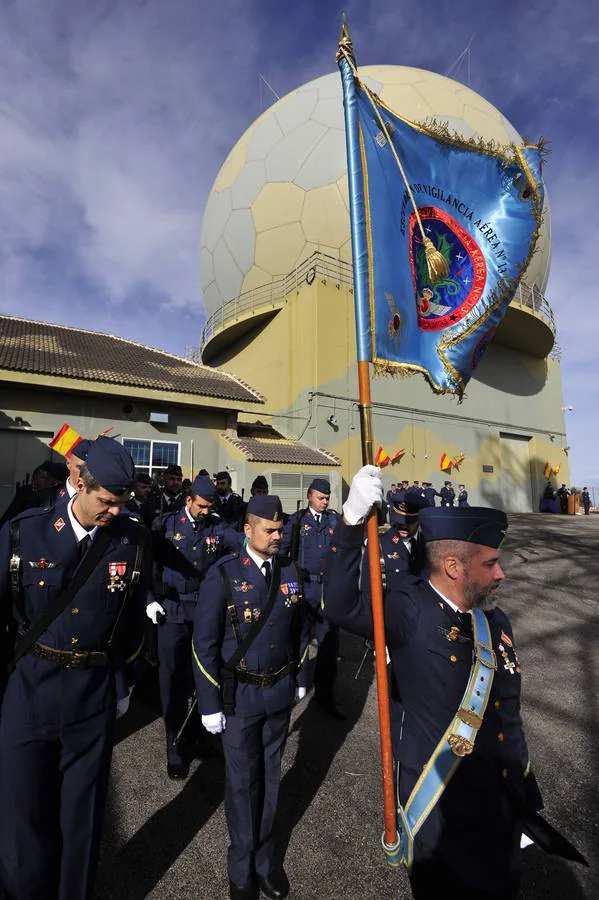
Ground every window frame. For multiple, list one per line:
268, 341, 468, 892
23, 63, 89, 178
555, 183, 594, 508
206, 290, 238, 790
122, 437, 181, 477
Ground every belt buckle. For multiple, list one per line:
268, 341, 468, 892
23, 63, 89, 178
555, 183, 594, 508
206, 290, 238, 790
67, 650, 90, 669
448, 734, 474, 757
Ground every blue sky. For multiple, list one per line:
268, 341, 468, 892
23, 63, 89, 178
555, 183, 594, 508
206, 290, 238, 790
0, 0, 597, 483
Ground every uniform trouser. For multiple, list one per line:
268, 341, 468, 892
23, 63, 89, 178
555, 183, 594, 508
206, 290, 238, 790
221, 708, 291, 885
305, 587, 339, 703
0, 703, 115, 900
157, 619, 194, 764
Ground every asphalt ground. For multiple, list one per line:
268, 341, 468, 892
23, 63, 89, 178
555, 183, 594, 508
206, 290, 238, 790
92, 513, 598, 900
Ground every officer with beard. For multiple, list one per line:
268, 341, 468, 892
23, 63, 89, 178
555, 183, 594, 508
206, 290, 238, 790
324, 466, 549, 900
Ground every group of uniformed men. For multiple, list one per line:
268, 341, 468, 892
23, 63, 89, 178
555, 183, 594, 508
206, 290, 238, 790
385, 479, 469, 508
0, 439, 576, 900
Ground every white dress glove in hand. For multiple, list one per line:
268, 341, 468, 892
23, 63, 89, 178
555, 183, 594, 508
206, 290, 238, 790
343, 465, 384, 525
116, 688, 133, 719
202, 712, 226, 734
294, 686, 307, 703
146, 601, 166, 624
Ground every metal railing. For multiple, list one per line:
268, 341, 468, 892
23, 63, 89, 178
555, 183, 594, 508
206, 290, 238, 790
198, 251, 556, 353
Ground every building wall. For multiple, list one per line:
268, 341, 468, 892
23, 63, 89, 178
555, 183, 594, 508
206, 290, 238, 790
211, 279, 570, 512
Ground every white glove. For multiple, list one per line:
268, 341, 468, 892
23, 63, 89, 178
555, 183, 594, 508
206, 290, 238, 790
343, 465, 384, 525
202, 712, 226, 734
294, 686, 307, 703
116, 688, 133, 719
146, 601, 166, 624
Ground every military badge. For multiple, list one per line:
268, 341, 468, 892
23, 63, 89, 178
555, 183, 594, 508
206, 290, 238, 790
252, 608, 261, 621
287, 581, 299, 595
303, 523, 311, 532
242, 556, 251, 566
53, 517, 65, 533
280, 584, 289, 596
392, 534, 399, 544
244, 608, 252, 624
173, 533, 184, 542
328, 527, 334, 535
290, 594, 299, 604
108, 561, 127, 593
241, 581, 252, 593
387, 552, 401, 560
29, 558, 56, 569
180, 516, 186, 523
500, 631, 513, 648
447, 626, 461, 642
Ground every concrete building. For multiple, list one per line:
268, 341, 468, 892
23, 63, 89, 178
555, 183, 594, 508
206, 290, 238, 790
197, 66, 569, 512
0, 316, 341, 515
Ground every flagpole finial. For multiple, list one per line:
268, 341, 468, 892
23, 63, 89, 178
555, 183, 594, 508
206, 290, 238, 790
336, 13, 355, 63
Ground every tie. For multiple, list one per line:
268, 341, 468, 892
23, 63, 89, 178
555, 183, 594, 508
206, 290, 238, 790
262, 560, 272, 590
314, 514, 320, 524
409, 537, 417, 556
78, 534, 92, 562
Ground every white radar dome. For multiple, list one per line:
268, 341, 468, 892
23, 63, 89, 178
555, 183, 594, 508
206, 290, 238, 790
200, 65, 551, 315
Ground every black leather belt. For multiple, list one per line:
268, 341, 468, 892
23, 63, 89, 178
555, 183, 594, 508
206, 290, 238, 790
235, 660, 295, 687
29, 642, 109, 668
303, 573, 324, 584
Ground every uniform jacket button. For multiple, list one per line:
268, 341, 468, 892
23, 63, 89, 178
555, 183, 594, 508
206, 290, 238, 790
497, 732, 504, 743
449, 654, 457, 663
502, 768, 508, 778
38, 580, 45, 587
494, 700, 500, 710
71, 607, 79, 615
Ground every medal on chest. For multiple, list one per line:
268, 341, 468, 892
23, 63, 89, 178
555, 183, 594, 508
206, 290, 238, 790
108, 561, 127, 592
498, 631, 521, 675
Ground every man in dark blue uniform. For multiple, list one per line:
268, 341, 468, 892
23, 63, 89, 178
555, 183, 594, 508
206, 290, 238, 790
147, 463, 185, 522
280, 477, 343, 718
582, 487, 591, 515
126, 472, 153, 525
193, 495, 310, 900
405, 480, 424, 500
458, 483, 470, 507
0, 460, 67, 526
422, 481, 439, 507
440, 480, 455, 507
148, 475, 239, 778
361, 492, 427, 594
0, 437, 149, 900
324, 466, 546, 900
215, 471, 246, 530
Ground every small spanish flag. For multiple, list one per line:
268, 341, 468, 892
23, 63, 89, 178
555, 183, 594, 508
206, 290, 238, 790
49, 423, 83, 457
374, 446, 391, 467
391, 448, 405, 463
543, 462, 552, 479
553, 463, 561, 476
453, 452, 465, 469
440, 453, 453, 473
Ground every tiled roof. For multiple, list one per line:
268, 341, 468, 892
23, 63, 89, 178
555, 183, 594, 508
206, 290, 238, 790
223, 423, 340, 466
0, 316, 262, 403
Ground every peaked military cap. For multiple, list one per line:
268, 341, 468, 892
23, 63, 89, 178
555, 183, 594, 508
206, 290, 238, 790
309, 477, 330, 494
251, 475, 268, 491
214, 470, 231, 481
164, 464, 183, 477
38, 460, 69, 481
86, 437, 135, 495
246, 494, 283, 522
70, 438, 93, 461
419, 506, 508, 549
389, 492, 426, 525
191, 474, 218, 502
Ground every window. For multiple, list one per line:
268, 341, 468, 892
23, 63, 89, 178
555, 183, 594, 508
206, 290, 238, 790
123, 439, 180, 476
270, 472, 327, 513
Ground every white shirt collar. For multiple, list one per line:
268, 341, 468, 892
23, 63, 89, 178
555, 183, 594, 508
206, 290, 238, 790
428, 579, 468, 615
67, 496, 99, 544
309, 507, 322, 520
185, 506, 197, 525
220, 492, 232, 502
66, 480, 77, 498
245, 544, 271, 573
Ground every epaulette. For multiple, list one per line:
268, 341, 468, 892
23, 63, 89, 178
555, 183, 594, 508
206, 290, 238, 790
216, 551, 240, 567
12, 505, 52, 524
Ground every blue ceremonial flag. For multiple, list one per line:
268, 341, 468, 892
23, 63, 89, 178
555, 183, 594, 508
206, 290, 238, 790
337, 26, 545, 398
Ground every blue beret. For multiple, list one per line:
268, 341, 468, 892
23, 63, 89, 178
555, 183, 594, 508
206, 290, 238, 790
389, 493, 426, 525
71, 439, 93, 461
191, 475, 218, 502
246, 494, 283, 522
309, 478, 330, 494
419, 506, 508, 549
86, 437, 135, 495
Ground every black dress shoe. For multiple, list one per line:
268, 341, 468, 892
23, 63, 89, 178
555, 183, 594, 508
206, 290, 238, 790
229, 879, 259, 900
316, 697, 347, 720
258, 869, 290, 899
167, 760, 189, 780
